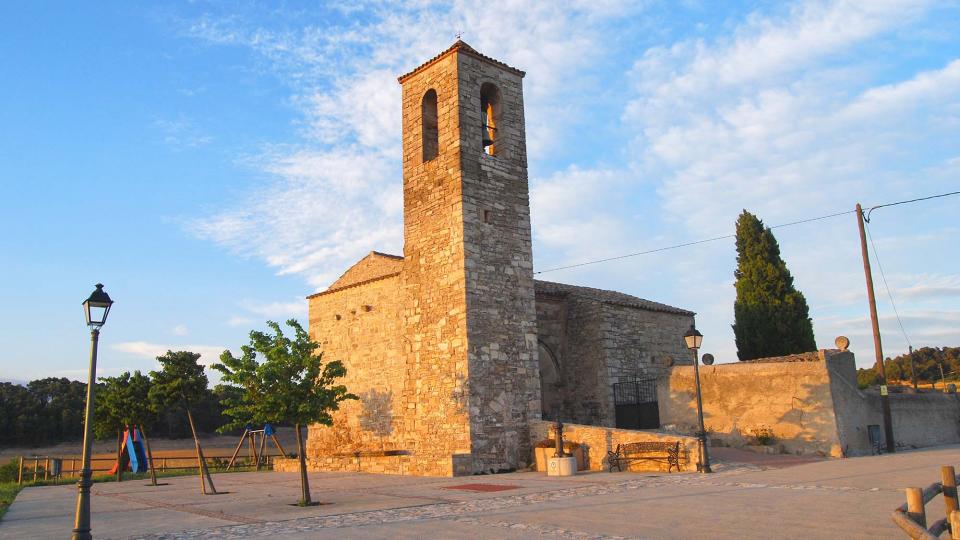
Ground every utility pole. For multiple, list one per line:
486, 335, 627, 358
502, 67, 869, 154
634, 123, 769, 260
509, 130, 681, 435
856, 203, 895, 453
908, 345, 917, 391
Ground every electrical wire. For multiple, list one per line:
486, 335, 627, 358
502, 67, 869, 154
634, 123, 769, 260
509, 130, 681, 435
534, 190, 960, 275
864, 190, 960, 222
864, 221, 912, 349
534, 210, 854, 274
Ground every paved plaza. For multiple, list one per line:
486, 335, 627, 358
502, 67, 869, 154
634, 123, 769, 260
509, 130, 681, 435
2, 445, 958, 539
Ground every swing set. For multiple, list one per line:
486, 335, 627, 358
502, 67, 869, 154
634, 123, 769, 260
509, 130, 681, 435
226, 423, 288, 470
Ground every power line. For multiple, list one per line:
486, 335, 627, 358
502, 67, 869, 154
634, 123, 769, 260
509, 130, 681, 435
864, 220, 911, 349
865, 190, 960, 222
535, 190, 960, 275
534, 210, 853, 275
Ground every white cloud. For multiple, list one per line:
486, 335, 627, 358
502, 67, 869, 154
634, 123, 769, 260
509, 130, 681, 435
153, 117, 213, 148
227, 316, 255, 327
238, 297, 307, 319
185, 1, 641, 289
171, 324, 189, 336
112, 341, 229, 366
178, 1, 959, 367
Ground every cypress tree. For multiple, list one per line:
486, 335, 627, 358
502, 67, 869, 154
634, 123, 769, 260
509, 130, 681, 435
733, 210, 816, 360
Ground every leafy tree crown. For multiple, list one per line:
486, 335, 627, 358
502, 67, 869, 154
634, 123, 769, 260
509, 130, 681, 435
213, 319, 357, 432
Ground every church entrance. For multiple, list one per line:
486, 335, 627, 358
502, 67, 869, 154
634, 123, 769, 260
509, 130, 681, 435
613, 378, 660, 429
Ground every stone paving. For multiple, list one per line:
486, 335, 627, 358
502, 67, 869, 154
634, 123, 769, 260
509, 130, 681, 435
2, 445, 958, 539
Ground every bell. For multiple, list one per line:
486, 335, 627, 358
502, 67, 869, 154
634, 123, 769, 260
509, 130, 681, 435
482, 136, 494, 148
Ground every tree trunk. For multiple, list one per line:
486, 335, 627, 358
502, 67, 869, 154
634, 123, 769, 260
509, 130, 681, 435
186, 409, 217, 494
295, 423, 311, 505
139, 424, 158, 486
116, 427, 123, 483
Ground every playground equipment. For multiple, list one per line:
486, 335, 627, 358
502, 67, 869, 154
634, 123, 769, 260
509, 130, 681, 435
226, 423, 288, 470
108, 426, 150, 475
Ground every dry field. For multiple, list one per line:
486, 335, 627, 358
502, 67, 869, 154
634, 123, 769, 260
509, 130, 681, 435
1, 427, 299, 474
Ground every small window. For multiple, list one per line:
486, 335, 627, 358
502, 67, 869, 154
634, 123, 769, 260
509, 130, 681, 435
483, 209, 492, 223
422, 89, 439, 162
480, 83, 501, 155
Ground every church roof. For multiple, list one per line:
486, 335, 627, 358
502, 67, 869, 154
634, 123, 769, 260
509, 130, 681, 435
309, 251, 403, 298
534, 279, 694, 316
397, 39, 525, 83
311, 252, 691, 316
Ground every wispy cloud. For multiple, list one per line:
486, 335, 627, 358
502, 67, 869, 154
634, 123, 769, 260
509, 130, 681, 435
183, 1, 643, 289
176, 0, 959, 367
112, 341, 229, 366
237, 297, 307, 319
154, 116, 213, 148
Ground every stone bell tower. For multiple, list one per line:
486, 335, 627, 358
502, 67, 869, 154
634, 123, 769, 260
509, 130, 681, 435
397, 41, 541, 474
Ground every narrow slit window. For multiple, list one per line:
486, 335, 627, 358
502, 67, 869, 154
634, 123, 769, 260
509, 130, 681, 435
422, 89, 439, 162
480, 83, 501, 155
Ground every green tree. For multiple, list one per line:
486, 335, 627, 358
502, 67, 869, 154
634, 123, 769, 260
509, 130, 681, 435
26, 378, 87, 443
732, 210, 816, 360
95, 371, 158, 483
0, 382, 39, 445
214, 319, 356, 506
149, 351, 217, 494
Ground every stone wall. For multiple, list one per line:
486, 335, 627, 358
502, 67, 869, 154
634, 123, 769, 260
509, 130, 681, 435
825, 354, 960, 455
398, 46, 474, 476
307, 274, 406, 456
456, 49, 541, 473
528, 420, 700, 472
534, 286, 693, 427
658, 351, 845, 456
659, 349, 960, 457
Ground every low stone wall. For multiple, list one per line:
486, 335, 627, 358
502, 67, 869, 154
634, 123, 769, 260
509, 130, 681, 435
828, 354, 960, 455
658, 351, 844, 457
659, 349, 960, 457
272, 453, 474, 477
529, 420, 700, 472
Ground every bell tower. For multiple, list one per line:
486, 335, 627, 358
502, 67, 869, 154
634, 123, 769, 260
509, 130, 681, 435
397, 41, 541, 474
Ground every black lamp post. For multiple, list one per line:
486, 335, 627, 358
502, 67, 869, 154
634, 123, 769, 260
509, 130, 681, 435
73, 284, 113, 540
683, 325, 711, 473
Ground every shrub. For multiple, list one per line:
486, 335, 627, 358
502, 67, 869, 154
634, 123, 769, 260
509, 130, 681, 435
0, 461, 18, 483
750, 426, 775, 446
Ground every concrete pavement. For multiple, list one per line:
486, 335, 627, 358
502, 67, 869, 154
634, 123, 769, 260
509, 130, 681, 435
2, 445, 957, 539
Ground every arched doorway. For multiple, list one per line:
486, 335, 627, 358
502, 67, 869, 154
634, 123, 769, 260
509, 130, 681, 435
538, 340, 562, 421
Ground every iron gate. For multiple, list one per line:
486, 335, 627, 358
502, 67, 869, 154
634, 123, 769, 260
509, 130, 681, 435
613, 378, 660, 429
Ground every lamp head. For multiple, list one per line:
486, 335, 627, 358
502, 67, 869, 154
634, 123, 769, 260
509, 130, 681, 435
83, 283, 113, 328
683, 325, 703, 350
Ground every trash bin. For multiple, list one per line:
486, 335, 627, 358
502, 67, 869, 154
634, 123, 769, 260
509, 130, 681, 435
867, 425, 882, 455
50, 458, 62, 479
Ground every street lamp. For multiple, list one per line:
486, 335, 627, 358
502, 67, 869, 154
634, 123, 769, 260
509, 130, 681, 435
73, 284, 113, 540
683, 324, 711, 473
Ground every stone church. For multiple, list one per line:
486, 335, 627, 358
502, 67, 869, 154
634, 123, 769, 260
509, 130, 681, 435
302, 41, 693, 476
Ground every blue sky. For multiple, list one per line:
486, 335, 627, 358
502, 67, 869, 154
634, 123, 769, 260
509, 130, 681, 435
1, 1, 958, 383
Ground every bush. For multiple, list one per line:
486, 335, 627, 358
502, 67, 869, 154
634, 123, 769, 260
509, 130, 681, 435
0, 460, 19, 483
749, 426, 775, 446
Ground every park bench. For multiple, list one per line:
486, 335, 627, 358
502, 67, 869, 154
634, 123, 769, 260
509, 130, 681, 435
607, 441, 681, 473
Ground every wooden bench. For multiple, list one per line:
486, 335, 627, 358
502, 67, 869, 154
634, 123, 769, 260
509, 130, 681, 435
607, 441, 681, 473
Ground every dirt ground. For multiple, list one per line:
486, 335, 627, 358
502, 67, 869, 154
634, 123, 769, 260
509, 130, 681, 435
1, 427, 299, 472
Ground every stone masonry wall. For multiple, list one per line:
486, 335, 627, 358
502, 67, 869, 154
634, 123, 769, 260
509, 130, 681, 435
307, 275, 405, 456
600, 303, 693, 426
534, 291, 693, 427
456, 51, 541, 473
528, 420, 700, 472
824, 352, 960, 455
658, 351, 845, 456
398, 50, 473, 476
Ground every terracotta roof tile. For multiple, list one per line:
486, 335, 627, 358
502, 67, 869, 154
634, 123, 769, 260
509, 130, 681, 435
397, 40, 525, 83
